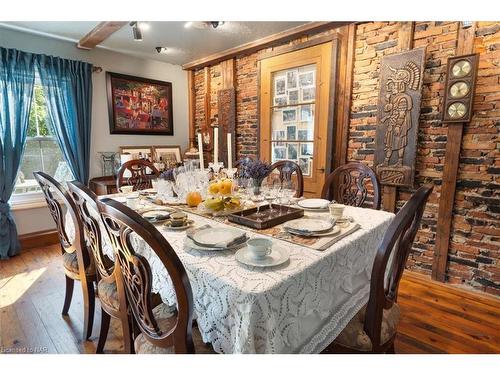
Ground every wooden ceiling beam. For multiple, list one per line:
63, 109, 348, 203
77, 21, 128, 50
182, 21, 352, 70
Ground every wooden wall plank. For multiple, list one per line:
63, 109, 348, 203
432, 22, 477, 282
77, 21, 128, 50
187, 70, 196, 150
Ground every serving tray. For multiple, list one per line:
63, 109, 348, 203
228, 204, 304, 230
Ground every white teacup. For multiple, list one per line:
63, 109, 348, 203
246, 238, 272, 259
126, 195, 140, 210
120, 185, 134, 194
329, 203, 345, 220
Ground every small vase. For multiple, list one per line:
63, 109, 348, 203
252, 178, 263, 195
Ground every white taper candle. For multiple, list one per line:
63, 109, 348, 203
197, 133, 204, 171
227, 132, 232, 170
213, 127, 219, 165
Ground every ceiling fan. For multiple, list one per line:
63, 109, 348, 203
185, 21, 225, 29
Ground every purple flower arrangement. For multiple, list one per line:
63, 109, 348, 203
238, 158, 272, 180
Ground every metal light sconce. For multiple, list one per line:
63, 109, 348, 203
131, 21, 143, 41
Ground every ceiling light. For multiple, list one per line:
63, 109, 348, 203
210, 21, 224, 29
130, 21, 142, 41
155, 47, 168, 54
184, 21, 193, 28
137, 22, 150, 31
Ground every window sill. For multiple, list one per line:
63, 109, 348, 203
10, 192, 48, 211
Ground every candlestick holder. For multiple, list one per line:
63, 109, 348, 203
208, 161, 224, 177
224, 168, 238, 180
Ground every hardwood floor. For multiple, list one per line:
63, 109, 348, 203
1, 244, 499, 354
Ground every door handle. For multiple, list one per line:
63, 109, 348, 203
317, 168, 325, 173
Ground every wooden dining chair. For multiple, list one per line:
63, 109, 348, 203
67, 181, 134, 353
323, 185, 433, 354
269, 160, 304, 198
33, 172, 96, 340
321, 162, 381, 209
116, 159, 160, 191
97, 197, 215, 354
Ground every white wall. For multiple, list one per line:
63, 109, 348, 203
0, 27, 189, 235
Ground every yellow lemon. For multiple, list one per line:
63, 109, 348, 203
208, 181, 220, 195
220, 179, 233, 195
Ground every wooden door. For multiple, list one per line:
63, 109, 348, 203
259, 42, 332, 196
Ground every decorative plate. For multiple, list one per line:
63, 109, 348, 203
297, 199, 330, 210
284, 218, 333, 233
191, 227, 246, 248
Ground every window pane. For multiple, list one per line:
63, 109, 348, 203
14, 84, 73, 195
272, 64, 316, 106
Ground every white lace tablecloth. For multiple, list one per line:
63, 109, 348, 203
66, 201, 394, 353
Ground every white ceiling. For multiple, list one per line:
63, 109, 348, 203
0, 21, 307, 65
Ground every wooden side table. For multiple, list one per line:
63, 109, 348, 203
89, 176, 117, 196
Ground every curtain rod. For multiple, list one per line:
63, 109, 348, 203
92, 66, 103, 73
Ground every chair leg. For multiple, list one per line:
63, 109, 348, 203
387, 341, 396, 354
62, 275, 74, 315
82, 280, 96, 340
96, 308, 111, 354
121, 313, 135, 354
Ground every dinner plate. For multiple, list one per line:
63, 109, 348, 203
192, 227, 245, 248
185, 237, 245, 251
297, 199, 330, 210
235, 245, 289, 268
284, 218, 333, 233
111, 196, 127, 203
286, 225, 341, 237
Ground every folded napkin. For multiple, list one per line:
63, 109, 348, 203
186, 225, 247, 249
317, 223, 361, 250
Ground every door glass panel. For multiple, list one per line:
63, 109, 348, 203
271, 64, 316, 177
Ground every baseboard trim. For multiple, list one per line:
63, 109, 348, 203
19, 230, 59, 250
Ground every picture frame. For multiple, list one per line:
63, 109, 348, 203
300, 105, 313, 122
301, 87, 316, 102
299, 71, 315, 87
297, 130, 310, 141
288, 89, 299, 104
274, 95, 287, 106
106, 72, 174, 135
287, 143, 298, 160
273, 146, 286, 160
283, 109, 297, 122
298, 157, 311, 176
119, 146, 153, 159
273, 130, 286, 141
275, 77, 286, 96
300, 143, 313, 157
286, 70, 298, 90
152, 145, 183, 165
286, 125, 297, 141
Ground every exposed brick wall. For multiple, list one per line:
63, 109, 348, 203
192, 22, 500, 296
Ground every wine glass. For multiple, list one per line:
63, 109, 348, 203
264, 175, 280, 215
282, 178, 296, 212
250, 184, 265, 220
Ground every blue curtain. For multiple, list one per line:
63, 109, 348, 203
37, 55, 92, 184
0, 48, 36, 259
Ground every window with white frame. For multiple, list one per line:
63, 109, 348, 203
12, 82, 73, 197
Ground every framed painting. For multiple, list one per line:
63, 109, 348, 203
152, 145, 183, 165
106, 72, 174, 135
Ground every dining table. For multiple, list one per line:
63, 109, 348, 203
65, 193, 394, 354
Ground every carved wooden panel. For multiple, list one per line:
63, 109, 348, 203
374, 47, 425, 188
217, 88, 236, 167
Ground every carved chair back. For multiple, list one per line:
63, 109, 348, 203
364, 185, 433, 350
321, 162, 381, 209
67, 181, 113, 282
116, 159, 160, 191
269, 160, 304, 198
97, 197, 195, 353
33, 172, 92, 273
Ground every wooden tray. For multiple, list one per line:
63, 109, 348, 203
228, 204, 304, 229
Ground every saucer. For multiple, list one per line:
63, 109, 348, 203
163, 219, 194, 231
235, 245, 289, 268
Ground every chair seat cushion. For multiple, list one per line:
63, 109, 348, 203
98, 280, 119, 310
334, 303, 400, 351
62, 252, 95, 276
134, 303, 215, 354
